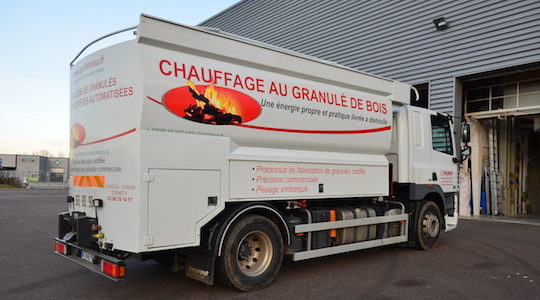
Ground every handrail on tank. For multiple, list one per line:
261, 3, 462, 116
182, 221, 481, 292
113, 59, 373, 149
70, 26, 137, 67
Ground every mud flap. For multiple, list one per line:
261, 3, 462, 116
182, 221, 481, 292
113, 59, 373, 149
184, 252, 216, 285
444, 194, 459, 232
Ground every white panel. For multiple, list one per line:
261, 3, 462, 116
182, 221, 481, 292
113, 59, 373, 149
230, 160, 388, 199
413, 111, 424, 148
409, 107, 431, 185
148, 169, 220, 248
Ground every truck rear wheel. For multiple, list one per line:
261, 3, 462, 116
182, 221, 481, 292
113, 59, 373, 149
414, 201, 442, 250
217, 215, 283, 291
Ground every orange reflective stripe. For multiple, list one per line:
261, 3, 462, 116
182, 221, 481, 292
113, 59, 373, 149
72, 176, 106, 188
94, 176, 104, 187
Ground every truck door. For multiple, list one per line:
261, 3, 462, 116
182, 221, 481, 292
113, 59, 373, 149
429, 114, 458, 193
409, 107, 432, 185
147, 169, 221, 248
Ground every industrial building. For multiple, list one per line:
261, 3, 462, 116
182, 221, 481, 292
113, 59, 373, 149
201, 0, 540, 216
0, 154, 69, 183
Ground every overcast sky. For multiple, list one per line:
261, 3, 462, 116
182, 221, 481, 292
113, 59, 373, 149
0, 0, 238, 157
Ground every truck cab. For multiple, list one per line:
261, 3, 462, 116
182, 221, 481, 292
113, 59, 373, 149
390, 105, 458, 228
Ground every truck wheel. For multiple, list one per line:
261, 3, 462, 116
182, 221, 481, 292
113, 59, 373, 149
414, 201, 442, 250
217, 215, 284, 291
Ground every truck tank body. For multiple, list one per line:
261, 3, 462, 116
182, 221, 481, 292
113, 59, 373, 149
68, 15, 413, 252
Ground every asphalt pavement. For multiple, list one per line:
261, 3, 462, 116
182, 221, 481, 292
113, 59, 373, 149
1, 188, 539, 299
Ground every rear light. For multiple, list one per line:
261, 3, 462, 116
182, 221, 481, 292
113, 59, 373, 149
101, 260, 125, 278
55, 241, 68, 255
92, 232, 105, 239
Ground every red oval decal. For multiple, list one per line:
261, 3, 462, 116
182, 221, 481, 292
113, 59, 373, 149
71, 123, 86, 149
163, 82, 261, 125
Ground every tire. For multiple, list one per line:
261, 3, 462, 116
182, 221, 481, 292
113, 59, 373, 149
414, 201, 443, 250
216, 215, 284, 291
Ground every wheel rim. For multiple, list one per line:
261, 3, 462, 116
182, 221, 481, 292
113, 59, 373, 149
422, 212, 440, 238
236, 230, 273, 277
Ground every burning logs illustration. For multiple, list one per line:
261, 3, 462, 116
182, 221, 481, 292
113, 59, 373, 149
184, 82, 242, 125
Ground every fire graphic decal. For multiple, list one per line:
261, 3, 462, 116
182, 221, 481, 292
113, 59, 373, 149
162, 81, 261, 125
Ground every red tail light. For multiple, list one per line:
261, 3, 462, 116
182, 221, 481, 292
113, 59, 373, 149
55, 241, 67, 255
101, 260, 125, 278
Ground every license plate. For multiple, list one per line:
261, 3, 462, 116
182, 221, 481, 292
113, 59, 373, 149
80, 250, 96, 264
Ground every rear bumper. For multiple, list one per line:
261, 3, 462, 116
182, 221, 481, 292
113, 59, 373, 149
54, 238, 125, 281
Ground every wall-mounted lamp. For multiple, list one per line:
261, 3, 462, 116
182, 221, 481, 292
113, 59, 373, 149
433, 17, 449, 30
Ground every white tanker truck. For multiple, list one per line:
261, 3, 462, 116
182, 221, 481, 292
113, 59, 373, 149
54, 15, 468, 291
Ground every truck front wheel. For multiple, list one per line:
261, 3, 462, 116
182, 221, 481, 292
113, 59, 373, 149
414, 201, 442, 250
217, 215, 284, 291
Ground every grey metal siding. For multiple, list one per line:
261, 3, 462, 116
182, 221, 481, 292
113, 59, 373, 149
201, 0, 540, 115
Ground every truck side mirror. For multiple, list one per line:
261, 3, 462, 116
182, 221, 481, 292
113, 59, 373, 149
462, 123, 471, 143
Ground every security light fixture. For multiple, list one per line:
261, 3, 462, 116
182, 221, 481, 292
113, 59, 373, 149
433, 17, 449, 30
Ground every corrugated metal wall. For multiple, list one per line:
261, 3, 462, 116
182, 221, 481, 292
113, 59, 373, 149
201, 0, 540, 114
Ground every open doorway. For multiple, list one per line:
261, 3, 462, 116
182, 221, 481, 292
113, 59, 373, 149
462, 66, 540, 216
527, 130, 540, 214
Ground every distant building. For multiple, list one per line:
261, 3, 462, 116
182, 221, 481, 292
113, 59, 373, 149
0, 154, 69, 183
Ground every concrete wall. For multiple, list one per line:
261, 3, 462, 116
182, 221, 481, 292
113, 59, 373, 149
17, 155, 42, 176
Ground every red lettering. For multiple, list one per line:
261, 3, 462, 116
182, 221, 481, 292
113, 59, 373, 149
341, 95, 348, 107
292, 86, 301, 99
256, 78, 265, 93
245, 77, 255, 90
233, 75, 244, 89
319, 91, 333, 104
310, 90, 318, 101
213, 70, 223, 84
301, 88, 310, 100
351, 97, 364, 110
187, 65, 200, 81
224, 72, 233, 86
269, 82, 278, 95
201, 67, 213, 83
373, 101, 380, 112
159, 60, 172, 76
328, 93, 335, 104
174, 62, 186, 78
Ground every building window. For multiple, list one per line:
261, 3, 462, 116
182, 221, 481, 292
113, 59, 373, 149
464, 73, 540, 115
50, 167, 65, 182
410, 83, 429, 108
431, 115, 453, 155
